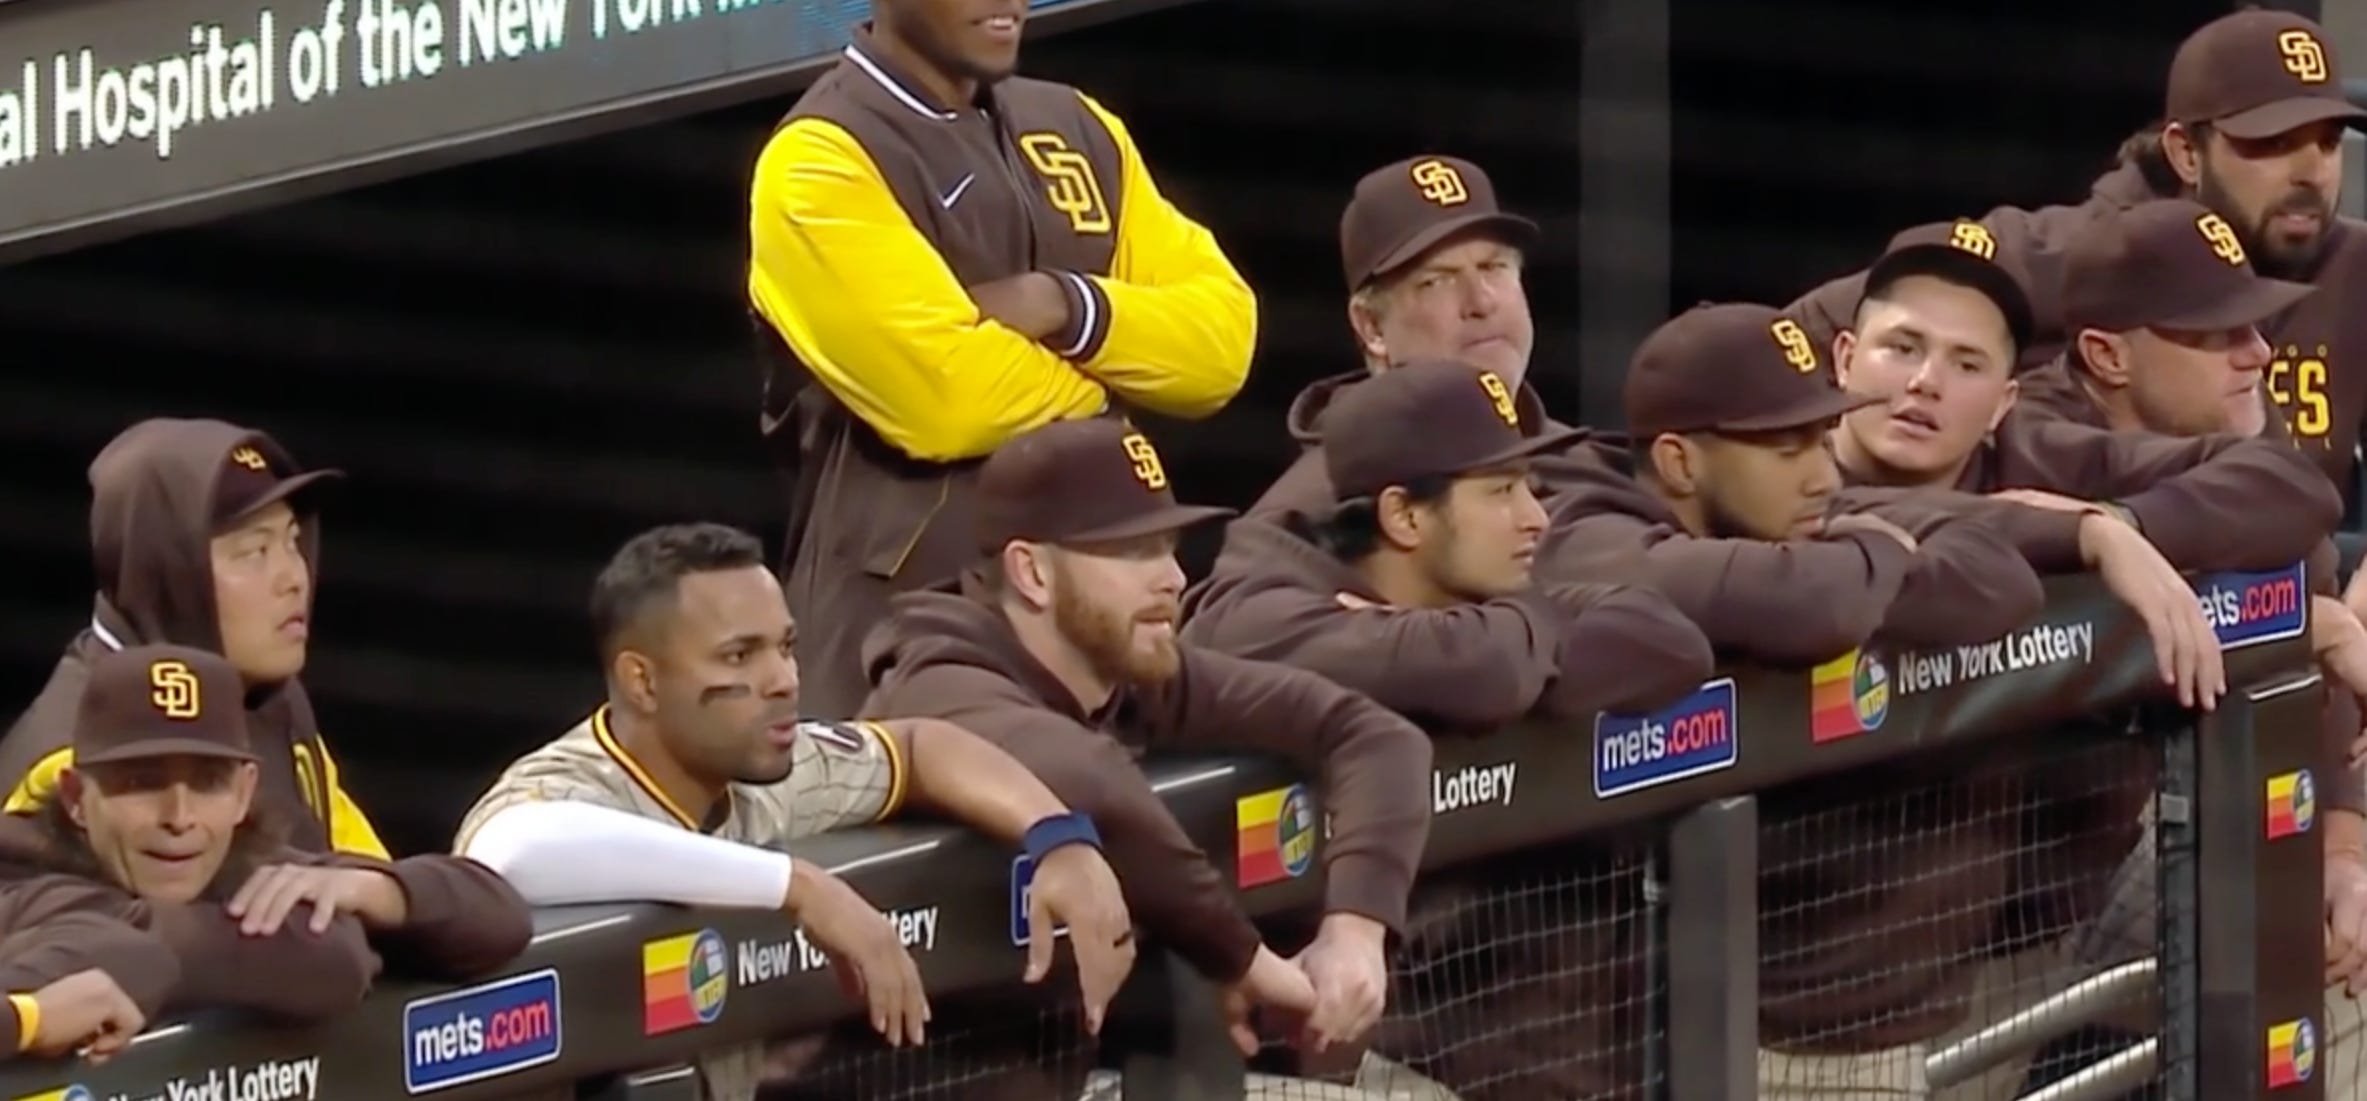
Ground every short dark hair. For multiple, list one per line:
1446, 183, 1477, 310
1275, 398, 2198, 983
1309, 475, 1455, 562
590, 523, 768, 657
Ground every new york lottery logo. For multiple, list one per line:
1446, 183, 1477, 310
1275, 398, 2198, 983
2195, 563, 2307, 650
1594, 679, 1739, 798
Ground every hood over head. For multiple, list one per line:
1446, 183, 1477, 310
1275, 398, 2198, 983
88, 418, 336, 652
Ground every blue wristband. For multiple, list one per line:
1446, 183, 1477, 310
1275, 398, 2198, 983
1023, 812, 1102, 864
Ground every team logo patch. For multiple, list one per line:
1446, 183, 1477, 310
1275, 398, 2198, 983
149, 659, 201, 719
2279, 30, 2329, 83
1770, 319, 1818, 373
2197, 212, 2248, 266
1410, 159, 1469, 206
1121, 432, 1169, 491
1948, 221, 1997, 260
228, 446, 268, 471
1478, 371, 1520, 427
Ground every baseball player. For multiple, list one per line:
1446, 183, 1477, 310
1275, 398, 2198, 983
0, 645, 530, 1035
1188, 359, 1711, 729
456, 522, 1134, 1101
1184, 360, 1715, 1100
0, 420, 386, 859
2013, 197, 2367, 1099
863, 420, 1436, 1066
1787, 10, 2367, 493
1255, 155, 1596, 518
748, 0, 1256, 715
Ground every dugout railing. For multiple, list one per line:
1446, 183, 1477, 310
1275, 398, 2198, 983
0, 567, 2329, 1101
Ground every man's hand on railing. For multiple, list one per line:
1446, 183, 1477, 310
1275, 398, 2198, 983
2077, 511, 2226, 710
25, 969, 144, 1064
2325, 813, 2367, 996
1219, 945, 1318, 1056
1290, 911, 1388, 1053
2307, 596, 2367, 766
1020, 843, 1135, 1035
226, 865, 408, 935
783, 857, 930, 1047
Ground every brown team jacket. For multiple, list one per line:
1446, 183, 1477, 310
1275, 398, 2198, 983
1986, 373, 2367, 815
1179, 513, 1714, 728
751, 31, 1253, 715
1543, 440, 2046, 665
1921, 412, 2340, 572
1250, 371, 1602, 518
859, 578, 1433, 981
0, 421, 384, 857
0, 816, 530, 1034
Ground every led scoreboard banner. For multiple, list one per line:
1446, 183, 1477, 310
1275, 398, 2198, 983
0, 0, 1179, 262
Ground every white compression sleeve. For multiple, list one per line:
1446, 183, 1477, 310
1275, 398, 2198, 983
460, 799, 794, 910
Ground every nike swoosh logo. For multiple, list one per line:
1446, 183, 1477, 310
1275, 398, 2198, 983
938, 174, 976, 210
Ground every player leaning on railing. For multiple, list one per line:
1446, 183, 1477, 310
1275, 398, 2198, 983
0, 646, 531, 1062
455, 523, 1134, 1101
0, 419, 390, 860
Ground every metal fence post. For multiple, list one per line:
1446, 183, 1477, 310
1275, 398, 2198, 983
1105, 946, 1247, 1101
1662, 796, 1759, 1101
2191, 673, 2328, 1099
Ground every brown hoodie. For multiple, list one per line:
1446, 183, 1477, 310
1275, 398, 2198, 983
0, 813, 531, 1026
0, 420, 386, 857
1179, 513, 1714, 727
1251, 370, 1606, 518
860, 579, 1434, 981
1979, 367, 2367, 816
1543, 440, 2046, 665
1927, 411, 2340, 573
1781, 160, 2169, 376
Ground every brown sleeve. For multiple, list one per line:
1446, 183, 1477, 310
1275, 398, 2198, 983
1156, 649, 1434, 933
1835, 486, 2090, 573
137, 898, 377, 1020
876, 665, 1263, 981
1186, 574, 1661, 728
322, 853, 535, 981
1533, 584, 1717, 716
2000, 418, 2341, 570
0, 883, 182, 1024
1545, 510, 1917, 666
1828, 490, 2049, 644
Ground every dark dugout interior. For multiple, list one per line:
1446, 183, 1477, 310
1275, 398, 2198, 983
0, 0, 2220, 853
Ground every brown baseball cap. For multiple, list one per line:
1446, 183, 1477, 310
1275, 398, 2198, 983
975, 419, 1233, 552
2063, 198, 2316, 334
1322, 361, 1586, 499
1625, 303, 1879, 437
212, 438, 341, 530
1861, 219, 2037, 354
74, 645, 255, 767
1339, 156, 1539, 292
2167, 10, 2366, 140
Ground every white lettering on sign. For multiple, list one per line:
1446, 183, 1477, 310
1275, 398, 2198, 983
739, 907, 939, 985
151, 1056, 322, 1101
1894, 622, 2093, 695
1431, 762, 1517, 814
